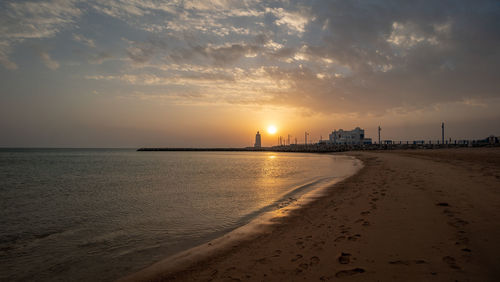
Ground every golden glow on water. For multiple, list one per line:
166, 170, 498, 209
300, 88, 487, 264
256, 153, 286, 202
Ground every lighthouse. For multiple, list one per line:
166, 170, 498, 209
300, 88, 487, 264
254, 131, 261, 148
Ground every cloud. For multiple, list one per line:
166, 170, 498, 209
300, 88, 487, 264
0, 41, 18, 70
267, 7, 311, 35
192, 42, 262, 65
85, 71, 236, 86
92, 1, 500, 115
0, 0, 82, 69
89, 0, 147, 19
124, 37, 168, 64
247, 0, 500, 114
38, 51, 60, 70
3, 0, 500, 118
84, 65, 287, 106
89, 51, 113, 64
73, 33, 96, 48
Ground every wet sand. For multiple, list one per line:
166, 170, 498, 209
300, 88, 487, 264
122, 148, 500, 281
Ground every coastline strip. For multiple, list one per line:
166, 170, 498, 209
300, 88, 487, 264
119, 156, 363, 281
122, 148, 500, 281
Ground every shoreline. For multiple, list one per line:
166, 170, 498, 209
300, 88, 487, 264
119, 155, 363, 282
122, 147, 500, 281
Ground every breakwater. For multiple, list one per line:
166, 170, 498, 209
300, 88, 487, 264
138, 141, 498, 153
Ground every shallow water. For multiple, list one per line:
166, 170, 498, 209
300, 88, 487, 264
0, 149, 358, 281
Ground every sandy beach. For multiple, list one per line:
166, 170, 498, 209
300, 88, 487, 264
123, 147, 500, 281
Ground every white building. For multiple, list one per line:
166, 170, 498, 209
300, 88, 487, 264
254, 131, 261, 148
329, 127, 367, 145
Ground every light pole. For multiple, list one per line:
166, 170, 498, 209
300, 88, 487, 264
378, 126, 381, 146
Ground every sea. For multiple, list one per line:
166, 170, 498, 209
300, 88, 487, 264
0, 149, 359, 281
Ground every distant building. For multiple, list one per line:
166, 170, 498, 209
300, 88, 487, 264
328, 127, 366, 145
487, 135, 499, 144
254, 131, 261, 148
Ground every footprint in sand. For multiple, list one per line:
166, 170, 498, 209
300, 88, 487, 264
389, 260, 427, 265
443, 209, 453, 216
299, 263, 309, 270
312, 242, 324, 250
291, 254, 303, 262
456, 236, 470, 245
210, 269, 218, 277
442, 256, 461, 270
348, 234, 361, 241
340, 226, 351, 232
338, 252, 351, 264
310, 256, 320, 265
225, 266, 236, 271
449, 218, 468, 228
256, 257, 270, 264
335, 268, 365, 277
334, 235, 346, 242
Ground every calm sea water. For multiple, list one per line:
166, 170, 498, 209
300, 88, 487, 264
0, 149, 358, 281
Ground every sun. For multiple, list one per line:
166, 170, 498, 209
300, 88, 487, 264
267, 125, 277, 134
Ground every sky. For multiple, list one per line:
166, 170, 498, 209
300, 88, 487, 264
0, 0, 499, 147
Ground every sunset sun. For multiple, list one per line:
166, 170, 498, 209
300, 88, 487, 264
267, 125, 277, 134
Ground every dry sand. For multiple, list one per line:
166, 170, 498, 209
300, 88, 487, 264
122, 148, 500, 281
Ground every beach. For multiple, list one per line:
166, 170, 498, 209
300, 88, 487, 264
123, 147, 500, 281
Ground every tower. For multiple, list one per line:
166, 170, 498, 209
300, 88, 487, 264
254, 131, 261, 148
441, 122, 445, 144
